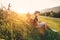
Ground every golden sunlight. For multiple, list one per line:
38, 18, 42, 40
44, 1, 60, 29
0, 0, 60, 13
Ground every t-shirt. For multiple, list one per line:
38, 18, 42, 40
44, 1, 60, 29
34, 16, 38, 22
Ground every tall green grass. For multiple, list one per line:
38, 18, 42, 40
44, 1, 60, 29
0, 10, 60, 40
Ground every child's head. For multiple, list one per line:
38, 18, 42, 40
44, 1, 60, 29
34, 11, 40, 17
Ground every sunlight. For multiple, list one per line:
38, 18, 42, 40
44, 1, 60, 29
0, 0, 60, 13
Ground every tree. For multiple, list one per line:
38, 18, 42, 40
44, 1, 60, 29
56, 11, 60, 18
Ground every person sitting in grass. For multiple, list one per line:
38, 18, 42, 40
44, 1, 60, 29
33, 11, 47, 35
26, 11, 47, 35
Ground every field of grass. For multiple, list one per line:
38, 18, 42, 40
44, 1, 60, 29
0, 10, 60, 40
38, 16, 60, 32
19, 15, 60, 40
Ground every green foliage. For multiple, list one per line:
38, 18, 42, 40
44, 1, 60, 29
40, 11, 60, 18
55, 12, 60, 18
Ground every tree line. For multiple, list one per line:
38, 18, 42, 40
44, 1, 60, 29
40, 11, 60, 18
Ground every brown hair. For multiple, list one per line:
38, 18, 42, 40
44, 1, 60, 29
34, 11, 40, 15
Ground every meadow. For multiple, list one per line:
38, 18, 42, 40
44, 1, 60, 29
0, 10, 60, 40
38, 16, 60, 32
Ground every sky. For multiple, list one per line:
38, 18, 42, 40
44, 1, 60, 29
0, 0, 60, 13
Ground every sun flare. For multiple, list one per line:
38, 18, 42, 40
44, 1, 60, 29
0, 0, 60, 13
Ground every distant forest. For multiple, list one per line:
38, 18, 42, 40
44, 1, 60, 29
40, 11, 60, 18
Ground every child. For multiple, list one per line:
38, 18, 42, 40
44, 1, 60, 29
33, 11, 47, 35
33, 11, 40, 28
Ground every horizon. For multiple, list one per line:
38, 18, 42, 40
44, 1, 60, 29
0, 0, 60, 14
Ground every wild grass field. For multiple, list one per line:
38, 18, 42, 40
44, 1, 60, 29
38, 16, 60, 32
0, 10, 60, 40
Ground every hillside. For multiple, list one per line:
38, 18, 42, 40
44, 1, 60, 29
0, 10, 60, 40
41, 6, 60, 13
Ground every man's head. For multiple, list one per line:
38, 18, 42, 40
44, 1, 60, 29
34, 11, 40, 17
